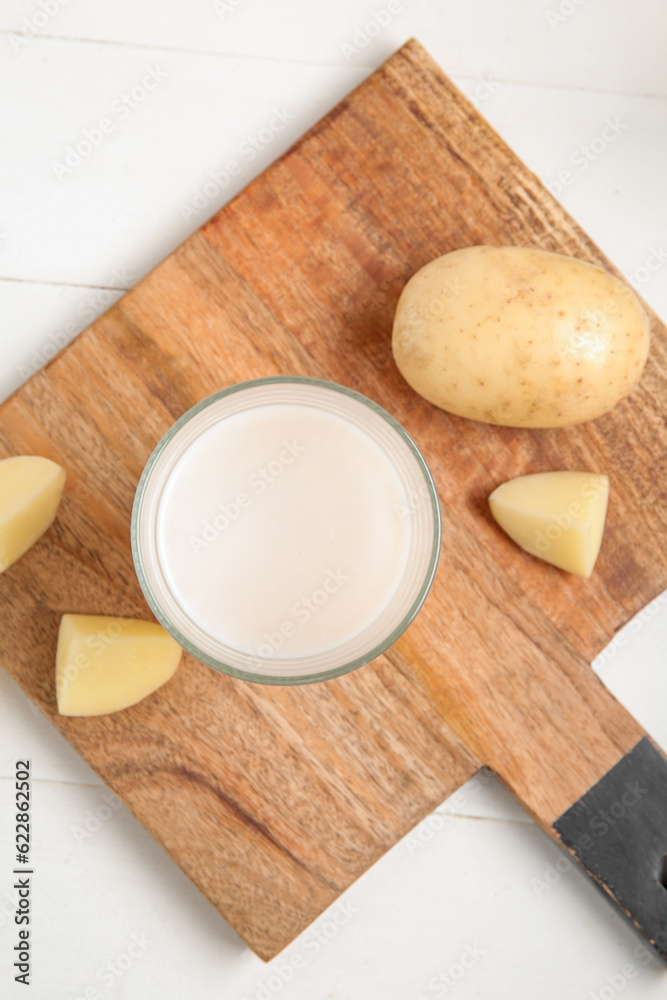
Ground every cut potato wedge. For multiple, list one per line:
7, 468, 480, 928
0, 456, 66, 572
488, 471, 609, 577
56, 614, 182, 717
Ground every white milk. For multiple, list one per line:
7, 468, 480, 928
155, 403, 412, 659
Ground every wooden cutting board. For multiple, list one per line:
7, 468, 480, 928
2, 39, 667, 962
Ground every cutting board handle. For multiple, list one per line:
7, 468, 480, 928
391, 631, 667, 961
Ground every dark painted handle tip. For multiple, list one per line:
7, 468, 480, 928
554, 737, 667, 962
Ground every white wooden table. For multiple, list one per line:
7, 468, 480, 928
1, 2, 666, 996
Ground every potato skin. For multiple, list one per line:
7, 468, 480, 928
392, 245, 650, 427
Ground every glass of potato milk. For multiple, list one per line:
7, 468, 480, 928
131, 377, 441, 683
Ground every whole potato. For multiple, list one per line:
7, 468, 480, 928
392, 245, 650, 427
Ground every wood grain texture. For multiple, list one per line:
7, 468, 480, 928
0, 40, 665, 958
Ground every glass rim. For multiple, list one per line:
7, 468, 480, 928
131, 376, 442, 685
